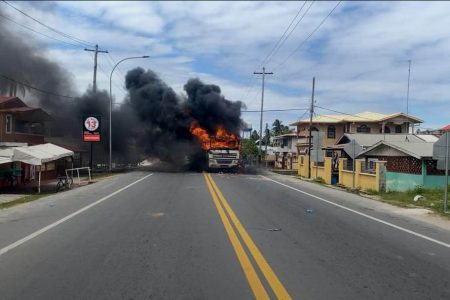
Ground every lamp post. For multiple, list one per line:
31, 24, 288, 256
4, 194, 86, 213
109, 55, 149, 171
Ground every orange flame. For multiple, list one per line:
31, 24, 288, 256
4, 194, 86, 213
190, 123, 240, 151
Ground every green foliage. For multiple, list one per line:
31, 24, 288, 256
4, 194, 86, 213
313, 177, 325, 184
380, 186, 450, 216
242, 138, 259, 156
364, 188, 379, 195
272, 119, 293, 136
250, 130, 260, 141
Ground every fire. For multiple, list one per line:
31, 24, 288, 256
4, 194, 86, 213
190, 123, 240, 151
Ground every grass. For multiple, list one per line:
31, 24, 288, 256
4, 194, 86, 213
379, 186, 450, 216
0, 193, 53, 209
294, 175, 450, 217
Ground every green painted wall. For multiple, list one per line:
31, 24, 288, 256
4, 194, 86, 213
386, 172, 423, 192
423, 175, 446, 188
387, 171, 447, 191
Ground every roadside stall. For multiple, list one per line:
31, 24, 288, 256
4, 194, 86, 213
0, 143, 73, 193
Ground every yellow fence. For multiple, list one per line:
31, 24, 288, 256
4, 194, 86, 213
298, 155, 385, 192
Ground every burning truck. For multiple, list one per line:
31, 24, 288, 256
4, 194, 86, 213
190, 123, 241, 170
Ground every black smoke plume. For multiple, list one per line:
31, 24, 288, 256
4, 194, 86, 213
0, 10, 244, 169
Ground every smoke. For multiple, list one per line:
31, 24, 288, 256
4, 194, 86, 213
183, 78, 244, 135
0, 9, 244, 169
0, 8, 74, 111
123, 68, 244, 167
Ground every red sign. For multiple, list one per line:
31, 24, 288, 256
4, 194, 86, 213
83, 116, 101, 142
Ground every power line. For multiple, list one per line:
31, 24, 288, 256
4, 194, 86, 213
241, 2, 313, 104
0, 13, 81, 48
241, 108, 309, 113
314, 105, 394, 122
257, 1, 310, 69
0, 73, 77, 99
2, 0, 95, 47
274, 1, 342, 72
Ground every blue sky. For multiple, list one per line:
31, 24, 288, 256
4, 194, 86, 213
2, 1, 450, 132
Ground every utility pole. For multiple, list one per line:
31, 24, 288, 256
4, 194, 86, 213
308, 77, 315, 178
84, 44, 108, 171
406, 60, 412, 133
253, 67, 273, 165
84, 44, 109, 93
265, 123, 269, 167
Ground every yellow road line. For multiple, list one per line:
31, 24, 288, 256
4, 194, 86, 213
203, 173, 270, 300
207, 173, 292, 300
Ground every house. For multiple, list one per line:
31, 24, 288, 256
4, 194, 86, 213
272, 133, 302, 170
290, 111, 423, 155
333, 133, 437, 159
356, 140, 445, 191
0, 96, 50, 145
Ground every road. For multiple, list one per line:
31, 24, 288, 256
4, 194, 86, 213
0, 170, 450, 299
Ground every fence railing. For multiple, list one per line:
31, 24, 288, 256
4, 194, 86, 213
360, 161, 376, 174
65, 167, 91, 185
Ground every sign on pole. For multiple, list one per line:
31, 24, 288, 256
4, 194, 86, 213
310, 131, 324, 163
433, 132, 450, 169
83, 116, 101, 142
433, 131, 449, 213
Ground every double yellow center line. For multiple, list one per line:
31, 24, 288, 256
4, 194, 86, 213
203, 172, 292, 300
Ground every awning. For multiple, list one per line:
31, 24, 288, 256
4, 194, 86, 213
0, 143, 73, 165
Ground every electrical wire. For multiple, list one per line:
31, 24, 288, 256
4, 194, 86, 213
274, 1, 342, 72
0, 73, 76, 99
257, 1, 310, 69
241, 108, 309, 113
2, 0, 95, 47
0, 13, 82, 48
242, 0, 314, 105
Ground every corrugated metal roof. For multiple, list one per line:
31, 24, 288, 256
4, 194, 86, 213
357, 140, 434, 159
337, 133, 424, 148
416, 134, 439, 142
290, 111, 423, 126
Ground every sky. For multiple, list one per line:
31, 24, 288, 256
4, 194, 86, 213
1, 1, 450, 133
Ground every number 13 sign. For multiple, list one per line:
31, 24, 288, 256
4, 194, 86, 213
83, 116, 101, 142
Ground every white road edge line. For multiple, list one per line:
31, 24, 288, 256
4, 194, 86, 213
260, 175, 450, 249
0, 173, 154, 257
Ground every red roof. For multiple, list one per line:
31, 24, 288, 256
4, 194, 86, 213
442, 124, 450, 131
0, 107, 41, 113
0, 96, 17, 104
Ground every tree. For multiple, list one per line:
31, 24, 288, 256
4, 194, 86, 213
250, 130, 260, 141
272, 119, 293, 136
241, 139, 259, 156
272, 119, 282, 136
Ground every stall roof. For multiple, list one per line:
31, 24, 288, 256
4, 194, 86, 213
0, 143, 73, 165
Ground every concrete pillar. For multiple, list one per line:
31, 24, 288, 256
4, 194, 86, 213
324, 157, 332, 184
338, 158, 347, 185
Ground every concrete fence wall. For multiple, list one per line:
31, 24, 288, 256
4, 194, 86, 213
297, 156, 333, 185
298, 155, 386, 192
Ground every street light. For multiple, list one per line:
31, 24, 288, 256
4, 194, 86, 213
109, 55, 149, 171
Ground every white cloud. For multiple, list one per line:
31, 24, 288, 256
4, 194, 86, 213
2, 1, 450, 130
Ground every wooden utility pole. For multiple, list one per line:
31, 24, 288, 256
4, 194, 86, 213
308, 77, 315, 178
253, 67, 273, 165
84, 44, 108, 171
84, 44, 109, 92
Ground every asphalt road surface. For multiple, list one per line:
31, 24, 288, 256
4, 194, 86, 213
1, 170, 450, 299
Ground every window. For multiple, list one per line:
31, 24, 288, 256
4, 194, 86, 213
5, 114, 12, 134
395, 125, 402, 133
311, 126, 319, 132
356, 124, 370, 133
327, 125, 336, 138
